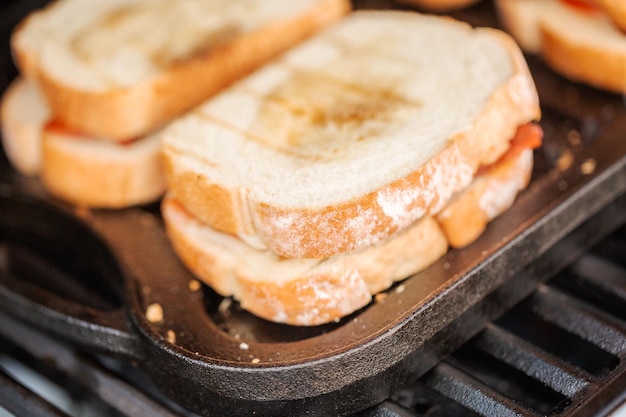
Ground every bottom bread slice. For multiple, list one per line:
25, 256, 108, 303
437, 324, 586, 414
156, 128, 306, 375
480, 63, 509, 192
163, 197, 448, 326
0, 77, 49, 176
162, 149, 534, 326
436, 148, 533, 248
42, 127, 166, 208
1, 77, 167, 208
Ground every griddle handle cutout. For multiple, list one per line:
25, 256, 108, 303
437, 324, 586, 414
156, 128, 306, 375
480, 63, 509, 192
0, 188, 142, 360
0, 273, 141, 359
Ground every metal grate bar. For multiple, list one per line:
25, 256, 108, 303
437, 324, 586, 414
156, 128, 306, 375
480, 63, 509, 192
569, 254, 626, 303
0, 367, 71, 417
530, 284, 626, 356
472, 324, 593, 397
0, 314, 182, 417
422, 362, 541, 417
356, 400, 417, 417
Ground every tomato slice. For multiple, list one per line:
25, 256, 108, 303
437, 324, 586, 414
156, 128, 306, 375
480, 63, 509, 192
44, 119, 137, 146
561, 0, 598, 12
508, 122, 543, 154
477, 123, 543, 176
44, 119, 82, 136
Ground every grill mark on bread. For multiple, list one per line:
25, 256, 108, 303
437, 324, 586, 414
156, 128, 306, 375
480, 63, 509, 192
253, 72, 421, 154
155, 24, 241, 67
223, 70, 424, 159
70, 2, 242, 71
194, 70, 422, 162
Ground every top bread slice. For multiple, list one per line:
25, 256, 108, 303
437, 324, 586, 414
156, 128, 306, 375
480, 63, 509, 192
161, 10, 541, 259
496, 0, 626, 93
11, 0, 350, 140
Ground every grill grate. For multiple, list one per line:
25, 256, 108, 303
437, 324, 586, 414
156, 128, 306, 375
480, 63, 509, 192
2, 1, 626, 416
1, 221, 625, 417
361, 225, 626, 417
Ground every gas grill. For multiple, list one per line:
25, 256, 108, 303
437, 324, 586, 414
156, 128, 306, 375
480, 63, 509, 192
1, 1, 626, 416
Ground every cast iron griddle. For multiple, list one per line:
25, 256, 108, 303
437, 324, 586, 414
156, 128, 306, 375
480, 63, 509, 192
1, 1, 626, 416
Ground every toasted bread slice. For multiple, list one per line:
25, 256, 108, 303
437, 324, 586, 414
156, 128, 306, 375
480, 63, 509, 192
162, 11, 540, 259
436, 148, 533, 248
162, 147, 534, 326
1, 77, 166, 207
41, 125, 165, 208
12, 0, 350, 140
0, 77, 49, 176
162, 197, 447, 326
496, 0, 626, 93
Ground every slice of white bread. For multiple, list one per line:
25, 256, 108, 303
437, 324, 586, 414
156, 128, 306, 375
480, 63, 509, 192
41, 125, 165, 208
162, 198, 446, 326
162, 11, 541, 259
162, 147, 535, 326
0, 77, 48, 176
436, 147, 534, 248
496, 0, 626, 93
11, 0, 350, 140
395, 0, 482, 12
1, 77, 166, 207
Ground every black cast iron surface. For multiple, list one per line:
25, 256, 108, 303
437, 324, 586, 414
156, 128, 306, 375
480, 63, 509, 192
1, 1, 626, 416
2, 198, 626, 417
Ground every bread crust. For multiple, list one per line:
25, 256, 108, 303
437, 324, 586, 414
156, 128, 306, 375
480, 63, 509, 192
497, 0, 626, 93
540, 22, 626, 93
162, 197, 448, 326
41, 128, 166, 208
598, 0, 626, 32
436, 148, 533, 248
12, 0, 351, 141
0, 77, 48, 176
164, 24, 540, 259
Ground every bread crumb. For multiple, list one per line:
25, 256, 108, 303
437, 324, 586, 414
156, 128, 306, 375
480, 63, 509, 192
239, 342, 249, 350
580, 158, 596, 175
166, 330, 176, 344
251, 358, 260, 364
395, 285, 405, 294
146, 303, 164, 323
375, 293, 387, 303
218, 298, 233, 314
188, 279, 202, 291
443, 262, 451, 270
557, 150, 574, 172
567, 129, 581, 147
